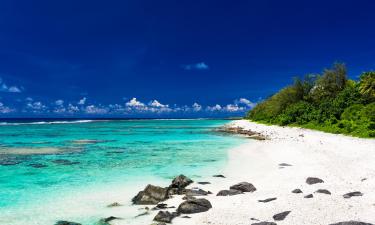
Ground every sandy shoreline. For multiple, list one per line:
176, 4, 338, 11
127, 120, 375, 225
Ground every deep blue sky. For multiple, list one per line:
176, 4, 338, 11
0, 0, 375, 117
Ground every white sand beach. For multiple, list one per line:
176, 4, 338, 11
149, 120, 375, 225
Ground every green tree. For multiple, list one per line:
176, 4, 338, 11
358, 71, 375, 101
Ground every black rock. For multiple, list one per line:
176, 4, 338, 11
55, 221, 81, 225
273, 211, 291, 221
343, 191, 363, 199
197, 182, 211, 185
230, 182, 256, 192
279, 163, 292, 166
153, 211, 177, 223
181, 216, 191, 218
97, 216, 120, 225
252, 222, 277, 225
213, 174, 226, 178
170, 175, 193, 190
182, 195, 197, 201
315, 189, 331, 195
217, 189, 243, 196
107, 202, 122, 207
185, 188, 210, 197
329, 221, 374, 225
258, 197, 277, 203
292, 189, 303, 194
304, 194, 313, 198
132, 184, 168, 205
306, 177, 324, 185
177, 198, 212, 214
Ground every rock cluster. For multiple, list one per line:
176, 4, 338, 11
216, 126, 267, 140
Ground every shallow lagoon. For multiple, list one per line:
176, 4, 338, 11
0, 119, 245, 225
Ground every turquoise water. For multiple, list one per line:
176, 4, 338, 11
0, 119, 245, 225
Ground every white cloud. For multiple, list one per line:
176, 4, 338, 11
55, 99, 64, 106
78, 97, 86, 105
0, 102, 14, 113
206, 104, 222, 111
126, 97, 145, 107
183, 62, 209, 70
0, 77, 22, 93
192, 102, 202, 111
85, 105, 108, 114
67, 104, 79, 113
25, 97, 33, 102
235, 98, 256, 108
26, 101, 48, 113
149, 100, 168, 108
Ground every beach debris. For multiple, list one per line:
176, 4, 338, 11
306, 177, 324, 185
213, 174, 226, 178
216, 189, 243, 196
292, 188, 303, 194
304, 194, 314, 198
279, 163, 292, 166
153, 211, 178, 223
55, 221, 81, 225
258, 197, 277, 203
177, 198, 212, 214
230, 182, 256, 192
315, 189, 331, 195
197, 181, 211, 185
107, 202, 122, 207
329, 221, 374, 225
132, 184, 169, 205
52, 159, 80, 166
343, 191, 363, 199
28, 163, 47, 168
273, 211, 291, 221
252, 222, 277, 225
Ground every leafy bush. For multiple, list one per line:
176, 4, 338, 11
246, 63, 375, 138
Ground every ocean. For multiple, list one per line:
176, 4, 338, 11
0, 119, 246, 225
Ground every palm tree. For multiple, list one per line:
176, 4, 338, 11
359, 71, 375, 101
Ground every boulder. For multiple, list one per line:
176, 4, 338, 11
55, 221, 81, 225
306, 177, 324, 185
230, 182, 256, 192
343, 191, 363, 199
185, 188, 210, 197
329, 222, 374, 225
177, 198, 212, 214
132, 184, 168, 205
273, 211, 291, 221
170, 175, 193, 189
153, 211, 177, 223
216, 189, 243, 196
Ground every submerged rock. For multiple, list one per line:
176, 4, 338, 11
258, 197, 277, 203
153, 211, 177, 223
306, 177, 324, 185
343, 191, 363, 199
52, 159, 80, 166
292, 189, 303, 194
329, 222, 374, 225
29, 163, 47, 168
315, 189, 331, 195
177, 198, 212, 214
55, 221, 82, 225
132, 184, 168, 205
230, 182, 256, 192
273, 211, 291, 221
217, 189, 243, 196
97, 216, 120, 225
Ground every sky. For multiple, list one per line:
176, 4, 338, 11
0, 0, 375, 118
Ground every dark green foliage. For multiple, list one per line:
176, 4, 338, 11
246, 63, 375, 138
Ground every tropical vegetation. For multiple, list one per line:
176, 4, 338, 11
246, 63, 375, 138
